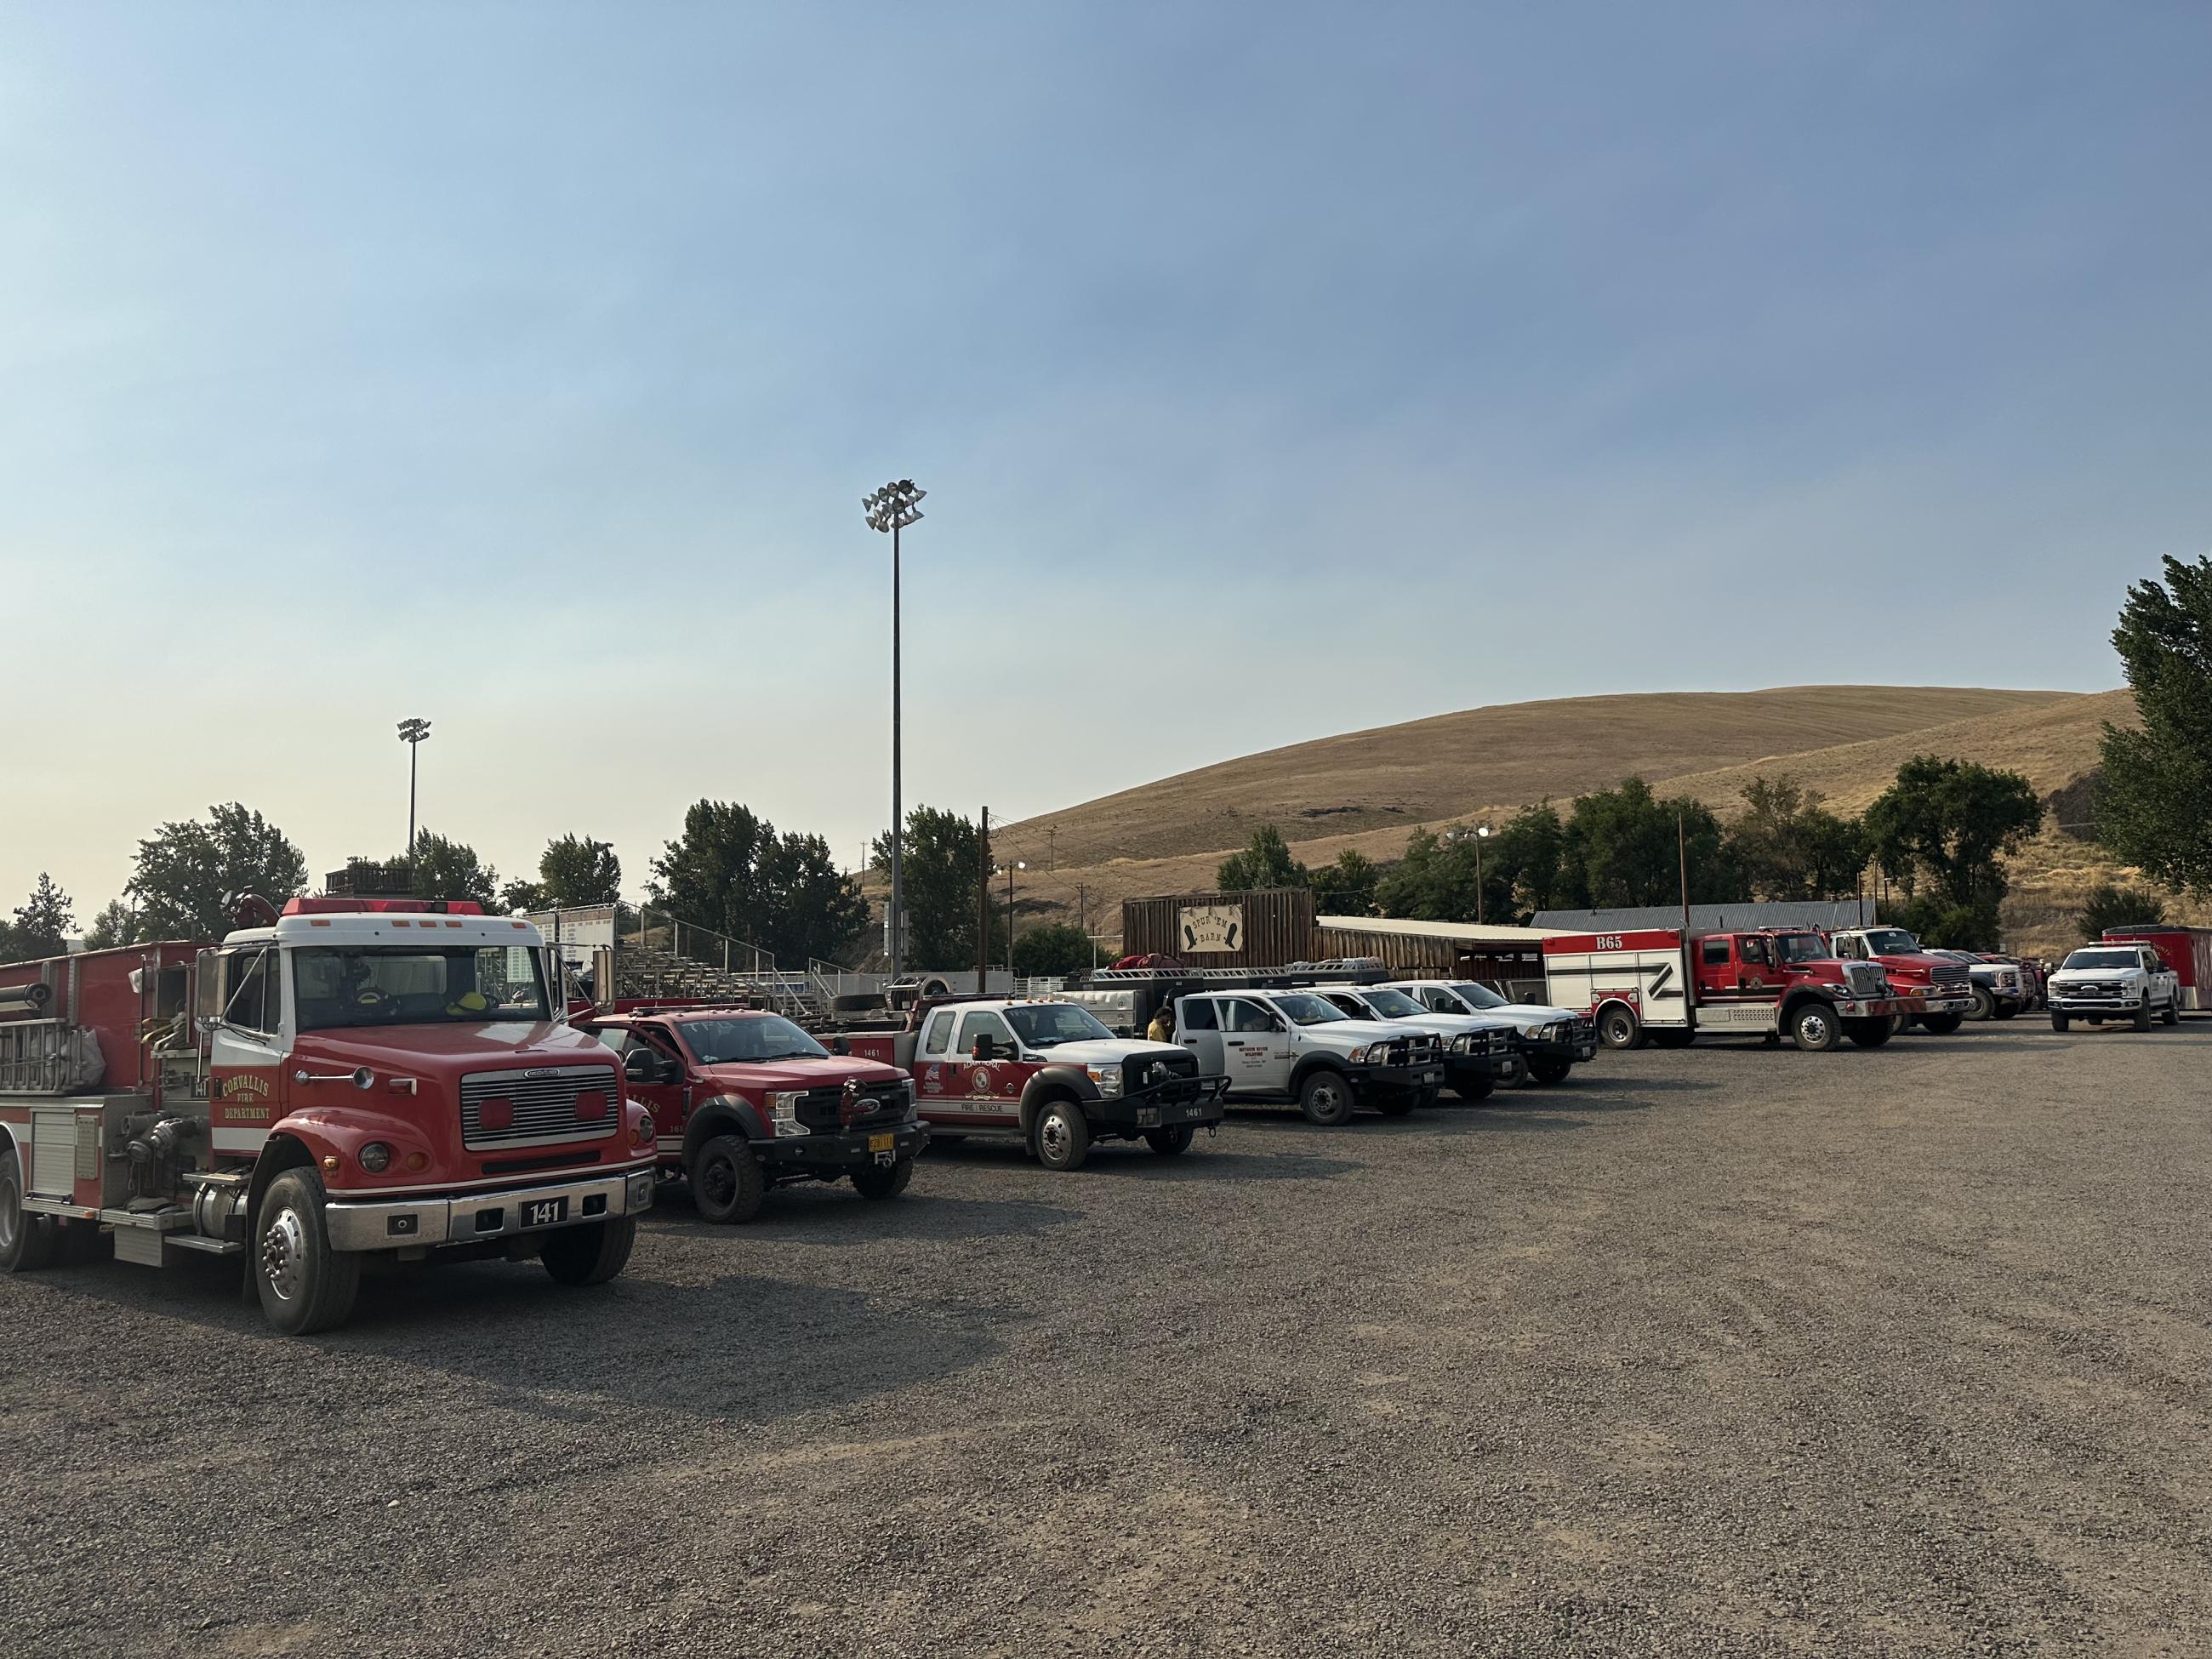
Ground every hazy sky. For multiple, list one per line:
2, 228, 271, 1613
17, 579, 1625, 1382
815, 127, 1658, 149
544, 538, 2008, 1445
4, 3, 2206, 919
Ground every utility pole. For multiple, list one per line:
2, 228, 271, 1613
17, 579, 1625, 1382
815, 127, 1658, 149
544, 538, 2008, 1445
1048, 824, 1056, 874
397, 717, 431, 863
1005, 859, 1024, 978
1677, 811, 1692, 938
978, 807, 993, 993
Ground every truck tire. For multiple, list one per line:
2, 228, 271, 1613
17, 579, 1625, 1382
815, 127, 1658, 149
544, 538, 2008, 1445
255, 1168, 362, 1337
1033, 1100, 1091, 1172
2164, 996, 2181, 1027
1889, 1012, 1913, 1037
2050, 1012, 2070, 1031
540, 1216, 636, 1286
1790, 1002, 1840, 1052
2134, 1001, 2154, 1032
1993, 1003, 2020, 1021
692, 1135, 767, 1223
1969, 988, 1995, 1021
1595, 1006, 1643, 1051
1143, 1125, 1194, 1157
1297, 1069, 1357, 1126
1843, 1018, 1893, 1048
852, 1156, 915, 1198
1918, 1012, 1964, 1035
1374, 1088, 1422, 1117
1528, 1055, 1574, 1085
1450, 1074, 1495, 1103
0, 1149, 54, 1274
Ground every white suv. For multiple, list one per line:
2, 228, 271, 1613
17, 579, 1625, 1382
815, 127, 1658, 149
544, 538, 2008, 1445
2047, 945, 2181, 1033
1172, 988, 1449, 1126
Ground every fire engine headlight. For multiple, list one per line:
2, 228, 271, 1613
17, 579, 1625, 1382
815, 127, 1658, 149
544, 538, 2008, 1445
631, 1112, 654, 1148
357, 1142, 393, 1174
1085, 1064, 1122, 1097
351, 1066, 375, 1091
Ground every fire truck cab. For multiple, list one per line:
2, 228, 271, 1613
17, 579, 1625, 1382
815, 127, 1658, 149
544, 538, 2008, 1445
0, 897, 657, 1335
1542, 926, 1910, 1053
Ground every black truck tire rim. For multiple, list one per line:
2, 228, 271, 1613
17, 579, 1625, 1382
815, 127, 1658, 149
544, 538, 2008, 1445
699, 1153, 736, 1208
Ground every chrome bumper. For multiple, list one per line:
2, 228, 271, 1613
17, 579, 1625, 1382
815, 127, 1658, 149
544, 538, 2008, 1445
324, 1166, 655, 1252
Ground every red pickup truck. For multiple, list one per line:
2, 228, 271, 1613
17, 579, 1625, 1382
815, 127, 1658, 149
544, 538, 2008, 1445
580, 1006, 927, 1222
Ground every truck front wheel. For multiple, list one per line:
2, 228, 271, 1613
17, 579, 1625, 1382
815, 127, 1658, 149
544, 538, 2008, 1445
0, 1149, 54, 1274
1790, 1003, 1840, 1052
1529, 1055, 1575, 1085
2164, 996, 2181, 1027
1596, 1006, 1643, 1051
1297, 1070, 1357, 1126
541, 1216, 636, 1285
2134, 1001, 2154, 1032
1143, 1125, 1194, 1156
1032, 1101, 1091, 1172
692, 1136, 767, 1224
1918, 1012, 1965, 1035
255, 1168, 361, 1337
1450, 1073, 1495, 1103
852, 1157, 915, 1199
1843, 1018, 1893, 1048
1969, 988, 1995, 1021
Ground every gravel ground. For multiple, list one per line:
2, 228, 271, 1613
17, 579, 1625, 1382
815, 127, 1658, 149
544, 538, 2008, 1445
5, 1020, 2212, 1658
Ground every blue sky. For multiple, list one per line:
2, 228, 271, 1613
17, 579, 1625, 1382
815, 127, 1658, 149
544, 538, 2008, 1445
3, 3, 2206, 916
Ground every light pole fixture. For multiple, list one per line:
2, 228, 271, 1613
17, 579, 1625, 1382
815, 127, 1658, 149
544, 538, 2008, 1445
863, 478, 926, 978
397, 718, 432, 862
1475, 823, 1491, 926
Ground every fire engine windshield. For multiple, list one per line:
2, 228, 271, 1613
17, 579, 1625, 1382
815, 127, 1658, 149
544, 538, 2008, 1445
1861, 929, 1920, 955
1004, 1004, 1118, 1047
675, 1016, 827, 1064
1772, 934, 1831, 966
293, 945, 551, 1029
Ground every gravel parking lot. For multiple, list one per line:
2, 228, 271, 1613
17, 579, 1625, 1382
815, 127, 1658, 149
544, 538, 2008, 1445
5, 1021, 2211, 1658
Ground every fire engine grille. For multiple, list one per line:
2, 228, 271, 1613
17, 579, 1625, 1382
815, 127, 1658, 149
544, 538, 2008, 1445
1929, 963, 1970, 989
793, 1080, 912, 1132
1844, 963, 1888, 997
459, 1065, 621, 1152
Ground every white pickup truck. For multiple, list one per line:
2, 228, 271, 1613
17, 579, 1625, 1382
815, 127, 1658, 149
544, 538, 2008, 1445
2046, 944, 2181, 1033
1172, 987, 1450, 1126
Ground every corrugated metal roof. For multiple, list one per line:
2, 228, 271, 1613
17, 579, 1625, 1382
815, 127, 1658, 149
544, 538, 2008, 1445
1530, 900, 1876, 933
1317, 915, 1566, 943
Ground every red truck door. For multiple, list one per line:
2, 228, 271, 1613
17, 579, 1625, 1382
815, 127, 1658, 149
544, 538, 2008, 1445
594, 1022, 689, 1154
915, 1007, 1023, 1127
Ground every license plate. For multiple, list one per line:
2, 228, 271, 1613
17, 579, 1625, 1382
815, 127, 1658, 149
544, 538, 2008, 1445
869, 1132, 894, 1153
1423, 1072, 1440, 1084
520, 1195, 568, 1229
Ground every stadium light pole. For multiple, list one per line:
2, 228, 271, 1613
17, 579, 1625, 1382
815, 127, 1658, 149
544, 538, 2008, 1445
1475, 824, 1491, 926
863, 479, 926, 978
397, 718, 432, 858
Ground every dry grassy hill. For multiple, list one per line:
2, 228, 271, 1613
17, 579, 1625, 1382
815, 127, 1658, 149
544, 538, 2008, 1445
971, 685, 2146, 959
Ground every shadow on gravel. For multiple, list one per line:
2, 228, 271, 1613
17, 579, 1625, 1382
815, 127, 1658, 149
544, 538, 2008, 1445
647, 1189, 1079, 1245
32, 1251, 1013, 1423
916, 1132, 1360, 1183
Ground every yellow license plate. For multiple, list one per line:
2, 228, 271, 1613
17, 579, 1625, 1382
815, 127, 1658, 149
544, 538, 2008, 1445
869, 1133, 894, 1153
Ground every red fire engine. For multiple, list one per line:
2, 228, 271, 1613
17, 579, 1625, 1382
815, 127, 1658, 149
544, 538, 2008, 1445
0, 895, 656, 1334
1541, 926, 1914, 1052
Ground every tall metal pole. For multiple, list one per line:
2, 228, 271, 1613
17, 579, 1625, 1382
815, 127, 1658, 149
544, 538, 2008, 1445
408, 742, 418, 859
1006, 861, 1016, 975
1678, 812, 1692, 937
1475, 835, 1485, 926
890, 519, 904, 980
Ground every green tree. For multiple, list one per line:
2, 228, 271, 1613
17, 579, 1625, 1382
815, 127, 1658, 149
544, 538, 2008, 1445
1011, 921, 1097, 979
2097, 556, 2212, 895
1725, 777, 1868, 901
1376, 805, 1571, 926
499, 877, 550, 914
1313, 849, 1380, 915
1216, 824, 1310, 892
1862, 755, 2043, 913
1559, 778, 1742, 909
82, 899, 141, 951
4, 873, 74, 959
127, 804, 308, 940
870, 806, 993, 969
396, 830, 501, 909
2076, 880, 2169, 941
539, 835, 623, 907
657, 801, 869, 965
1376, 828, 1482, 922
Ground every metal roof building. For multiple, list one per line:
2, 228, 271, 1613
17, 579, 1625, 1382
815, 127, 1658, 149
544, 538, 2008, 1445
1531, 900, 1876, 934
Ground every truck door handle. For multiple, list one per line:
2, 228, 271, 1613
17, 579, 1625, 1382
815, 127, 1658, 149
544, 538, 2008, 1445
1225, 1040, 1245, 1047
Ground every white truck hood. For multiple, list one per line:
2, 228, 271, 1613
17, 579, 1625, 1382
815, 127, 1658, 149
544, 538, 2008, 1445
2051, 967, 2142, 986
1028, 1039, 1187, 1067
1297, 1018, 1445, 1047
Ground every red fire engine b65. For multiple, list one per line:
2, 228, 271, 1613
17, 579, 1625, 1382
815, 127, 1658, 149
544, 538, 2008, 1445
1542, 926, 1915, 1052
0, 895, 657, 1334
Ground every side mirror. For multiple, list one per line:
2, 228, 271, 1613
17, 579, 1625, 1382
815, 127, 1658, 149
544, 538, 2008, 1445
972, 1034, 997, 1061
831, 1035, 850, 1056
622, 1050, 658, 1084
